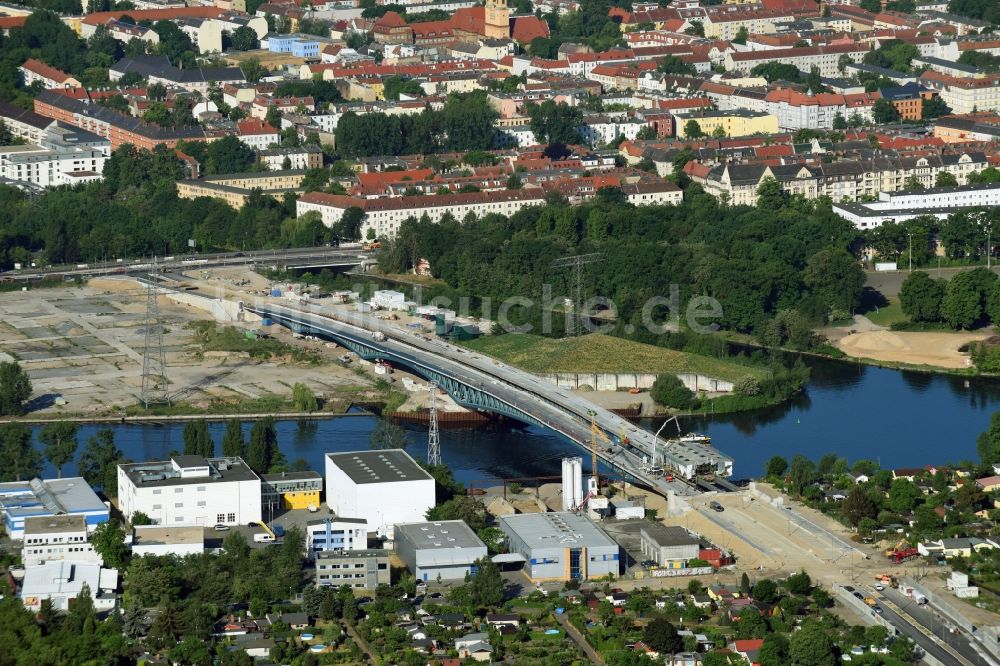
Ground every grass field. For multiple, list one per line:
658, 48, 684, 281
461, 334, 768, 382
863, 297, 908, 327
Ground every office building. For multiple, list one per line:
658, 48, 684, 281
499, 512, 620, 581
20, 562, 118, 611
0, 477, 109, 540
395, 520, 488, 582
22, 515, 101, 567
324, 449, 435, 537
315, 548, 390, 590
117, 455, 262, 527
305, 516, 368, 556
262, 470, 323, 512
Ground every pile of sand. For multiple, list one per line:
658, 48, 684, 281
836, 330, 990, 369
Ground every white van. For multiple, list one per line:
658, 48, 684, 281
253, 533, 275, 543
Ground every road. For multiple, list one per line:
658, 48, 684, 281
0, 245, 370, 281
247, 300, 733, 496
858, 583, 993, 666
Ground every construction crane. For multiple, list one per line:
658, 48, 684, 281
587, 409, 611, 497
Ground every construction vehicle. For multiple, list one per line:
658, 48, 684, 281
883, 539, 908, 559
363, 241, 381, 251
864, 597, 877, 607
888, 547, 920, 564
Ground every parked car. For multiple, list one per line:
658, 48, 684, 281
853, 592, 865, 600
213, 524, 230, 532
874, 584, 884, 591
844, 586, 855, 592
872, 606, 883, 614
709, 501, 724, 512
640, 560, 658, 569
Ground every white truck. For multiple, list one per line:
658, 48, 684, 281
372, 331, 386, 342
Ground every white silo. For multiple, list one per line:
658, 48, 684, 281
562, 457, 583, 511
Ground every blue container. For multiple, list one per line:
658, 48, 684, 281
270, 289, 282, 297
261, 318, 272, 327
555, 607, 565, 614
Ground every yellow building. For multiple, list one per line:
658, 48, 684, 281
263, 471, 323, 511
674, 110, 779, 139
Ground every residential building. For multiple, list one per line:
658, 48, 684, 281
324, 449, 435, 537
498, 512, 620, 581
131, 525, 205, 557
920, 70, 1000, 114
109, 55, 246, 94
305, 517, 368, 556
20, 562, 118, 611
0, 101, 53, 144
639, 523, 701, 569
18, 58, 81, 90
176, 170, 308, 207
237, 118, 279, 151
673, 110, 778, 139
395, 520, 488, 582
0, 477, 109, 540
259, 145, 323, 171
117, 455, 262, 527
315, 548, 390, 589
833, 182, 1000, 228
0, 123, 110, 187
725, 43, 870, 78
296, 189, 549, 240
22, 515, 101, 567
262, 470, 323, 511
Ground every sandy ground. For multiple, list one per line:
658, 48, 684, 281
835, 329, 990, 369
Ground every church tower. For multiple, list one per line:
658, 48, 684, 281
484, 0, 510, 40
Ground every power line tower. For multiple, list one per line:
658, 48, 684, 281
140, 264, 170, 407
427, 382, 441, 466
552, 253, 602, 337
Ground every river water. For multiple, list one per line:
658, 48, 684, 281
29, 357, 1000, 483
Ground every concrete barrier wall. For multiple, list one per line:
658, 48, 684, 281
537, 373, 734, 393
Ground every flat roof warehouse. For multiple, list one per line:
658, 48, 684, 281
325, 450, 432, 485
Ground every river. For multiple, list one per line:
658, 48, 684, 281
27, 357, 1000, 483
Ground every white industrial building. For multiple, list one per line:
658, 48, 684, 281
324, 450, 435, 538
395, 520, 488, 582
131, 525, 205, 557
20, 562, 118, 611
499, 512, 620, 582
305, 516, 368, 557
0, 477, 109, 540
22, 515, 102, 567
834, 182, 1000, 229
117, 455, 262, 527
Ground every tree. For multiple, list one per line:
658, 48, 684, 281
78, 429, 123, 495
786, 570, 811, 595
899, 271, 945, 322
750, 62, 802, 83
751, 578, 778, 604
370, 418, 408, 450
222, 418, 246, 458
888, 478, 921, 513
789, 622, 836, 666
832, 112, 847, 130
182, 420, 214, 457
426, 495, 487, 532
803, 248, 864, 313
39, 421, 78, 479
468, 557, 504, 607
169, 636, 213, 665
292, 383, 318, 412
921, 95, 951, 120
643, 617, 682, 654
904, 174, 925, 191
91, 520, 128, 568
247, 417, 279, 473
657, 55, 697, 75
230, 25, 258, 51
67, 582, 96, 634
205, 135, 255, 174
735, 607, 768, 639
0, 360, 32, 416
527, 100, 583, 145
842, 487, 877, 526
123, 599, 149, 639
682, 119, 704, 138
872, 98, 901, 124
935, 171, 958, 188
240, 57, 266, 83
759, 633, 790, 666
942, 269, 992, 329
650, 374, 695, 410
755, 176, 788, 212
0, 423, 41, 482
764, 455, 788, 479
733, 25, 748, 45
978, 411, 1000, 466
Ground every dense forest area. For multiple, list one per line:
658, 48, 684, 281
378, 181, 865, 343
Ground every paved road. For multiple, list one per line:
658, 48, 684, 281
248, 300, 731, 496
866, 265, 1000, 298
0, 245, 369, 281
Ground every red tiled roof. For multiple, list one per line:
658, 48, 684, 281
511, 15, 550, 43
375, 10, 407, 28
237, 118, 278, 135
82, 6, 222, 25
0, 16, 27, 30
20, 58, 75, 85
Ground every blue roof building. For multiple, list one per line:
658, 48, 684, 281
0, 477, 109, 540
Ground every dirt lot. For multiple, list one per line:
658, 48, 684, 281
835, 329, 989, 369
0, 278, 389, 417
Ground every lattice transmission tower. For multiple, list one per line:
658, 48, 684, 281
427, 381, 441, 466
140, 264, 170, 407
552, 253, 602, 338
